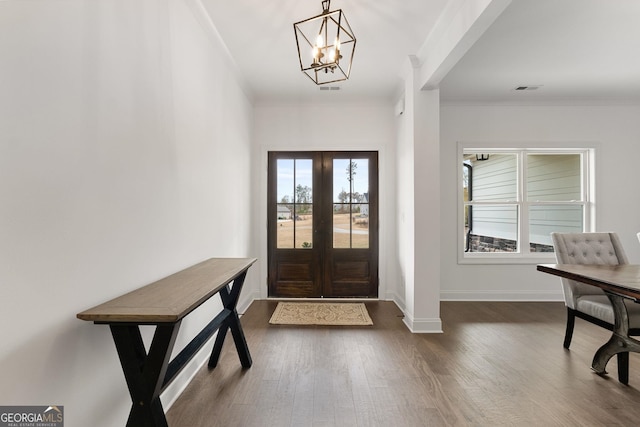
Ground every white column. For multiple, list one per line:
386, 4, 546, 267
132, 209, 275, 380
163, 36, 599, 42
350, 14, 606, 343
396, 0, 511, 332
413, 86, 442, 332
400, 60, 442, 333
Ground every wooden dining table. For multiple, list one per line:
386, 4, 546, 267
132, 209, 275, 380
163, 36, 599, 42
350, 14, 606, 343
537, 263, 640, 382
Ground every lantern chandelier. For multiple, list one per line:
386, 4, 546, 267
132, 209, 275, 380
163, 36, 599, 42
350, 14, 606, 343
293, 0, 356, 85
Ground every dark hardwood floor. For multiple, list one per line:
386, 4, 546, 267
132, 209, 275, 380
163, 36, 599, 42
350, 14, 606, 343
167, 300, 640, 426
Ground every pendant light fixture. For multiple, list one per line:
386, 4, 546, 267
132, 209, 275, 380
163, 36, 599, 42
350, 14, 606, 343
293, 0, 356, 85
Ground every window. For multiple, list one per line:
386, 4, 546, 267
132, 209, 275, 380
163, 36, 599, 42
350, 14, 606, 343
460, 147, 594, 263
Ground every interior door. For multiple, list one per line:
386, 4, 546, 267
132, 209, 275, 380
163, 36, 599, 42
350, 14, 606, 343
268, 151, 378, 298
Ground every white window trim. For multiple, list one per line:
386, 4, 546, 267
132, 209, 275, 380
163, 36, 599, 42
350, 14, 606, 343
457, 142, 597, 265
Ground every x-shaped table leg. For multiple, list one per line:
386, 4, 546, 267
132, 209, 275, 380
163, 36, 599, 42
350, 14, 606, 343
208, 270, 252, 369
110, 322, 181, 427
107, 270, 251, 426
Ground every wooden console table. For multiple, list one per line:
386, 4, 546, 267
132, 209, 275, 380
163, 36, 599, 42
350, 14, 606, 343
77, 257, 257, 427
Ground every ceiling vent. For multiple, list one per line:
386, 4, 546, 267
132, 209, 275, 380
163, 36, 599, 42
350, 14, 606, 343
514, 85, 542, 91
319, 86, 341, 91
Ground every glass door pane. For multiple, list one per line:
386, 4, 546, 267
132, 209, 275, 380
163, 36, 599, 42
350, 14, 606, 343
276, 158, 313, 249
332, 158, 369, 248
276, 159, 294, 248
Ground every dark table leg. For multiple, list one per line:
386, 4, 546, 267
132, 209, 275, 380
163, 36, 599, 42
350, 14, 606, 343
107, 267, 253, 426
591, 293, 640, 384
209, 270, 252, 369
110, 323, 181, 427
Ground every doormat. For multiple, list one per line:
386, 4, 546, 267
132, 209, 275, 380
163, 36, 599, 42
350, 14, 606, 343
269, 302, 373, 326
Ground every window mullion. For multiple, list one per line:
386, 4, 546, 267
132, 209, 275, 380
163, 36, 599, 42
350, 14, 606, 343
580, 152, 595, 231
519, 151, 530, 254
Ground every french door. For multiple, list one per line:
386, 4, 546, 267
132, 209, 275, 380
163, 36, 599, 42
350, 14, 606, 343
268, 151, 378, 298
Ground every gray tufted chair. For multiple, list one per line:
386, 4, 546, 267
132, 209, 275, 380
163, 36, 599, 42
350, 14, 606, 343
552, 232, 640, 383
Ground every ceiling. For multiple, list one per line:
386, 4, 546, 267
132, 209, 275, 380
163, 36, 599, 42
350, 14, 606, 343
202, 0, 640, 105
440, 0, 640, 105
201, 0, 450, 102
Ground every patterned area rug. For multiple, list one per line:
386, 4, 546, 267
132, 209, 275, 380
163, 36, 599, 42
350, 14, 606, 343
269, 302, 373, 326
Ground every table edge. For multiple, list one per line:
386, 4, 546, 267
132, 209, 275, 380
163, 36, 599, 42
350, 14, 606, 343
76, 257, 256, 324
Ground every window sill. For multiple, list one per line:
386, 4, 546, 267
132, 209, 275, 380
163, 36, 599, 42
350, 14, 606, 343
458, 254, 557, 265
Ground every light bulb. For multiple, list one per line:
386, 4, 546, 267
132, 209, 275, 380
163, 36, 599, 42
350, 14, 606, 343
328, 49, 336, 62
316, 34, 324, 48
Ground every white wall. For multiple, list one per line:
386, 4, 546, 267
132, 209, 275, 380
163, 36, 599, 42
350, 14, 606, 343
440, 105, 640, 301
0, 1, 255, 426
252, 102, 398, 300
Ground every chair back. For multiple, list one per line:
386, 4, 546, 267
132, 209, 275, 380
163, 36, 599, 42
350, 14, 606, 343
551, 232, 628, 309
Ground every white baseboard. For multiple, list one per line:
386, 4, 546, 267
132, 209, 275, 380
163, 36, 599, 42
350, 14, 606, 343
440, 289, 563, 301
386, 290, 405, 310
163, 293, 258, 411
402, 312, 443, 333
237, 290, 261, 314
161, 335, 213, 411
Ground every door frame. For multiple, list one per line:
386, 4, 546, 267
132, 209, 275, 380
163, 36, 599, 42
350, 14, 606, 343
267, 151, 379, 298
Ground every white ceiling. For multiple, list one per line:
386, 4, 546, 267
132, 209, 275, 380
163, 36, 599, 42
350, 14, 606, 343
201, 0, 450, 102
202, 0, 640, 105
440, 0, 640, 105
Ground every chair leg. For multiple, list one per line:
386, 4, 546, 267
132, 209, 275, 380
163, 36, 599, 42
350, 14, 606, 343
617, 352, 629, 385
564, 308, 576, 349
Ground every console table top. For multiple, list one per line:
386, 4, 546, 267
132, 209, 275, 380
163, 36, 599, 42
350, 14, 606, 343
77, 257, 257, 323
